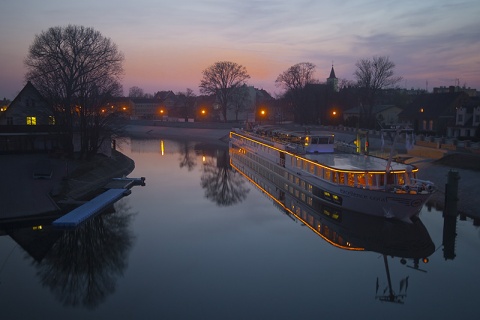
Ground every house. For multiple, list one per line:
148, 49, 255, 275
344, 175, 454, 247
0, 81, 54, 126
0, 82, 63, 153
398, 92, 470, 136
130, 97, 164, 119
447, 98, 480, 138
105, 97, 135, 118
225, 85, 274, 122
343, 105, 403, 127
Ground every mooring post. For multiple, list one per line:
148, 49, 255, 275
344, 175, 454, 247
444, 170, 460, 216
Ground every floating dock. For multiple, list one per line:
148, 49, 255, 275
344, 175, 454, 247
52, 188, 131, 228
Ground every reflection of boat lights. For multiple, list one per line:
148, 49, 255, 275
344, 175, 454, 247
231, 160, 364, 251
160, 140, 164, 155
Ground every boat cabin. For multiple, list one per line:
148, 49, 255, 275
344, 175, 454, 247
252, 126, 335, 153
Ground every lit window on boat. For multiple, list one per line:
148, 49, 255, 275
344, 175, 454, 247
347, 173, 355, 186
397, 173, 405, 185
324, 169, 332, 181
324, 191, 331, 199
317, 167, 323, 178
308, 184, 312, 193
357, 173, 366, 186
301, 193, 306, 201
339, 173, 345, 185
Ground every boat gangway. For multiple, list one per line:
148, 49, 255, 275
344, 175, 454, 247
52, 188, 131, 228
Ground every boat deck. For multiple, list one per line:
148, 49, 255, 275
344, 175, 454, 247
304, 153, 412, 172
52, 188, 131, 228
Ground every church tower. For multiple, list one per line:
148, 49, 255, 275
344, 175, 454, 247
327, 64, 338, 92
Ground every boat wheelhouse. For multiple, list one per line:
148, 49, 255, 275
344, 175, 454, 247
230, 127, 435, 222
252, 125, 335, 154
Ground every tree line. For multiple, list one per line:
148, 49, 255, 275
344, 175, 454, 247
24, 25, 402, 156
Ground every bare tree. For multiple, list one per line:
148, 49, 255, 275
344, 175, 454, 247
275, 62, 318, 124
199, 61, 250, 122
200, 149, 249, 206
230, 84, 252, 121
128, 86, 145, 98
354, 56, 402, 127
24, 25, 124, 156
175, 88, 196, 122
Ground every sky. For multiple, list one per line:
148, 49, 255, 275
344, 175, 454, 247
1, 0, 479, 100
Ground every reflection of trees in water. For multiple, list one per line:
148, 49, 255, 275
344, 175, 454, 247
36, 199, 136, 309
178, 141, 197, 171
200, 149, 249, 206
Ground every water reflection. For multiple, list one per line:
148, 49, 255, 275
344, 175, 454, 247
1, 199, 135, 309
200, 148, 249, 206
230, 143, 435, 304
178, 140, 197, 171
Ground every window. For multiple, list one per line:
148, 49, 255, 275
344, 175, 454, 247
26, 116, 36, 125
48, 116, 55, 125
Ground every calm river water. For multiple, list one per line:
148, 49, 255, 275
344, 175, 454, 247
1, 137, 479, 319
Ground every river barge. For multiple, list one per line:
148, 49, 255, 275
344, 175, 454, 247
229, 127, 435, 222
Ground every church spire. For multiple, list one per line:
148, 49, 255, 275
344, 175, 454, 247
327, 63, 338, 92
328, 63, 337, 79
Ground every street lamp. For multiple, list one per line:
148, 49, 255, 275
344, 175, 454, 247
260, 109, 266, 124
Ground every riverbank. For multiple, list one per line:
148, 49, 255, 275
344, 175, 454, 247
2, 123, 478, 222
0, 150, 134, 222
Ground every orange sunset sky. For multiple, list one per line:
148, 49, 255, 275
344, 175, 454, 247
1, 0, 479, 99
